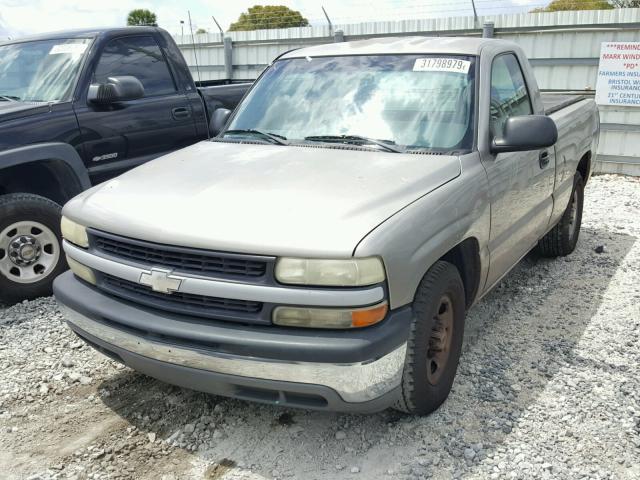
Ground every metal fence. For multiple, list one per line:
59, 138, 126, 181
175, 8, 640, 176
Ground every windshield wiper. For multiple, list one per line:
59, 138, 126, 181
0, 95, 20, 102
223, 129, 288, 145
304, 135, 404, 153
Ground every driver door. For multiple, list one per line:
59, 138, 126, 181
481, 53, 555, 288
74, 34, 198, 184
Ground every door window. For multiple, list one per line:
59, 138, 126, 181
93, 36, 176, 97
489, 54, 532, 137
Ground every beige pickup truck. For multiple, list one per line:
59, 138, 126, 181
54, 36, 599, 414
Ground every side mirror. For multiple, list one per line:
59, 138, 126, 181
491, 115, 558, 154
87, 76, 144, 104
209, 108, 232, 137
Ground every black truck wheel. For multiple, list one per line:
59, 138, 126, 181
538, 172, 584, 258
395, 260, 466, 415
0, 194, 67, 304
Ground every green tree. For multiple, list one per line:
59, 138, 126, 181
195, 28, 208, 34
229, 5, 309, 31
531, 0, 613, 11
609, 0, 640, 5
126, 9, 158, 26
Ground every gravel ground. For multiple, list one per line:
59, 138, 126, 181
1, 174, 639, 480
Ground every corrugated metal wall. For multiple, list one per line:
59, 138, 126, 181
175, 9, 640, 175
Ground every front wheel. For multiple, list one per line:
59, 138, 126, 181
0, 194, 67, 304
395, 260, 466, 415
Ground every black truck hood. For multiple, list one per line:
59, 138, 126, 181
0, 102, 51, 123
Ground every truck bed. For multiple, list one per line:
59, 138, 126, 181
541, 93, 588, 115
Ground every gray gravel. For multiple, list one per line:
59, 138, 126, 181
1, 174, 639, 480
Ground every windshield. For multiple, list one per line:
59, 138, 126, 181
225, 54, 476, 152
0, 38, 90, 103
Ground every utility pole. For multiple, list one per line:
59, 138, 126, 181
212, 15, 224, 37
482, 21, 494, 38
187, 11, 202, 85
471, 0, 478, 28
180, 20, 184, 37
322, 6, 333, 36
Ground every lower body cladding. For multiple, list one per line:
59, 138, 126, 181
53, 272, 412, 412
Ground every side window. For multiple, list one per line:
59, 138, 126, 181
93, 36, 176, 97
490, 54, 532, 137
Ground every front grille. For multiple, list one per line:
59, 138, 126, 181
100, 274, 263, 321
90, 230, 268, 279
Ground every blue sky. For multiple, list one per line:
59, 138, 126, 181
0, 0, 539, 39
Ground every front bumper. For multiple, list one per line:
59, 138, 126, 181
54, 272, 412, 412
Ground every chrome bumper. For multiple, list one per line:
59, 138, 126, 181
59, 304, 406, 403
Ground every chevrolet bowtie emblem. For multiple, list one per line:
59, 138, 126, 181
139, 268, 184, 294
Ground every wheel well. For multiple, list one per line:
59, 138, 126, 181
577, 152, 591, 185
0, 160, 83, 205
440, 238, 481, 309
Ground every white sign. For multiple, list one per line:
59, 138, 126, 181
595, 42, 640, 106
49, 43, 87, 56
413, 58, 471, 74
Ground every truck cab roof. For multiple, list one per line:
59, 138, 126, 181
0, 26, 163, 46
280, 36, 512, 59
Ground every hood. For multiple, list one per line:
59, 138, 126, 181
65, 141, 461, 257
0, 101, 50, 123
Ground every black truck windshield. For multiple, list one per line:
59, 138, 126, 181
0, 38, 90, 103
226, 54, 476, 152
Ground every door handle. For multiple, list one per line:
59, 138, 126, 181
172, 107, 191, 120
539, 150, 550, 168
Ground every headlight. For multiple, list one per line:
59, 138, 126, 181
273, 302, 388, 329
275, 257, 385, 286
61, 216, 89, 248
66, 255, 96, 285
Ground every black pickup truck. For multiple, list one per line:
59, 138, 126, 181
0, 27, 250, 302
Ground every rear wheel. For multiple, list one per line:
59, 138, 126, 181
395, 260, 466, 415
0, 194, 67, 304
538, 172, 584, 257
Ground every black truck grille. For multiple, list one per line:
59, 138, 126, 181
101, 274, 263, 321
90, 230, 268, 279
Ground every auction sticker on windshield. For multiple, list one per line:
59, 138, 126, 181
413, 58, 471, 74
49, 43, 88, 55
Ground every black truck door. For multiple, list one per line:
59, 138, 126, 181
74, 34, 200, 184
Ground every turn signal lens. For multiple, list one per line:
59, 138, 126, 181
351, 303, 389, 327
66, 255, 96, 285
61, 216, 89, 248
275, 257, 385, 286
273, 302, 388, 329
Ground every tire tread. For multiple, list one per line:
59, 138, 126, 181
0, 193, 64, 303
538, 172, 584, 258
394, 260, 464, 415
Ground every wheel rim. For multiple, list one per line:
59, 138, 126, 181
426, 295, 454, 385
0, 221, 60, 284
568, 188, 579, 239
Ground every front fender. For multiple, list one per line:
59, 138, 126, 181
355, 153, 491, 309
0, 142, 91, 192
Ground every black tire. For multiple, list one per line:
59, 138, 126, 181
395, 260, 466, 415
0, 194, 67, 304
537, 172, 584, 258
